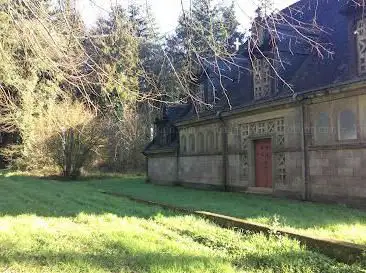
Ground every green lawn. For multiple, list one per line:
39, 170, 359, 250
0, 173, 364, 272
85, 177, 366, 246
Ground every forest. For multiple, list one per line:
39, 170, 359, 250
0, 0, 241, 177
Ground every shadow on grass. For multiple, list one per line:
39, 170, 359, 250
0, 173, 169, 219
1, 172, 366, 246
79, 175, 366, 244
38, 173, 145, 182
1, 173, 365, 272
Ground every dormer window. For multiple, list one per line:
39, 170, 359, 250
356, 18, 366, 74
253, 58, 271, 99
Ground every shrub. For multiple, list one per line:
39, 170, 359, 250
3, 95, 105, 178
47, 119, 105, 178
40, 101, 106, 178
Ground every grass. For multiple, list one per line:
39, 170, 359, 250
0, 173, 365, 273
85, 177, 366, 246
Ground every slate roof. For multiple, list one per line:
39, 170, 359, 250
144, 0, 362, 157
165, 104, 192, 122
162, 0, 355, 124
287, 0, 350, 91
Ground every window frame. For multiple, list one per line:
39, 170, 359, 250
253, 58, 272, 100
188, 134, 195, 153
206, 131, 214, 152
181, 135, 187, 154
197, 132, 205, 153
315, 112, 330, 144
337, 110, 358, 141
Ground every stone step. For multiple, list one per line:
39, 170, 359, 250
246, 187, 273, 195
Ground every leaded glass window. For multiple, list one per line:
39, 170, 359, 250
357, 18, 366, 74
253, 58, 271, 99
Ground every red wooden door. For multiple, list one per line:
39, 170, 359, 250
255, 139, 273, 188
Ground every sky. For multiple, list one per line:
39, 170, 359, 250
76, 0, 298, 35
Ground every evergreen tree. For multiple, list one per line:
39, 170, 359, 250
128, 3, 156, 40
167, 0, 241, 59
165, 0, 243, 100
84, 3, 167, 111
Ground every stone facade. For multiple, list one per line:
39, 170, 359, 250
147, 154, 178, 185
178, 155, 224, 188
305, 91, 366, 206
225, 107, 304, 198
145, 85, 366, 208
144, 1, 366, 208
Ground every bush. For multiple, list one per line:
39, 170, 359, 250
47, 119, 105, 178
4, 97, 105, 178
0, 80, 149, 177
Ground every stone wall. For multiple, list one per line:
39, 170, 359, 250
174, 105, 305, 196
177, 122, 224, 187
179, 123, 223, 155
226, 106, 304, 197
147, 155, 177, 185
308, 149, 366, 206
146, 89, 366, 207
178, 155, 223, 188
308, 93, 366, 206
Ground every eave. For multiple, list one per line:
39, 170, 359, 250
175, 78, 366, 128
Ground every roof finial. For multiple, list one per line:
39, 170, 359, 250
234, 37, 242, 51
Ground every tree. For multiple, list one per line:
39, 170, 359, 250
0, 0, 99, 175
1, 0, 358, 175
83, 3, 159, 173
165, 0, 243, 103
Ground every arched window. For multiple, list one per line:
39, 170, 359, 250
207, 131, 214, 151
188, 134, 195, 153
160, 127, 167, 145
216, 131, 220, 151
198, 132, 204, 153
338, 110, 357, 140
181, 135, 187, 153
316, 112, 329, 143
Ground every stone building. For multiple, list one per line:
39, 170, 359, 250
144, 0, 366, 208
